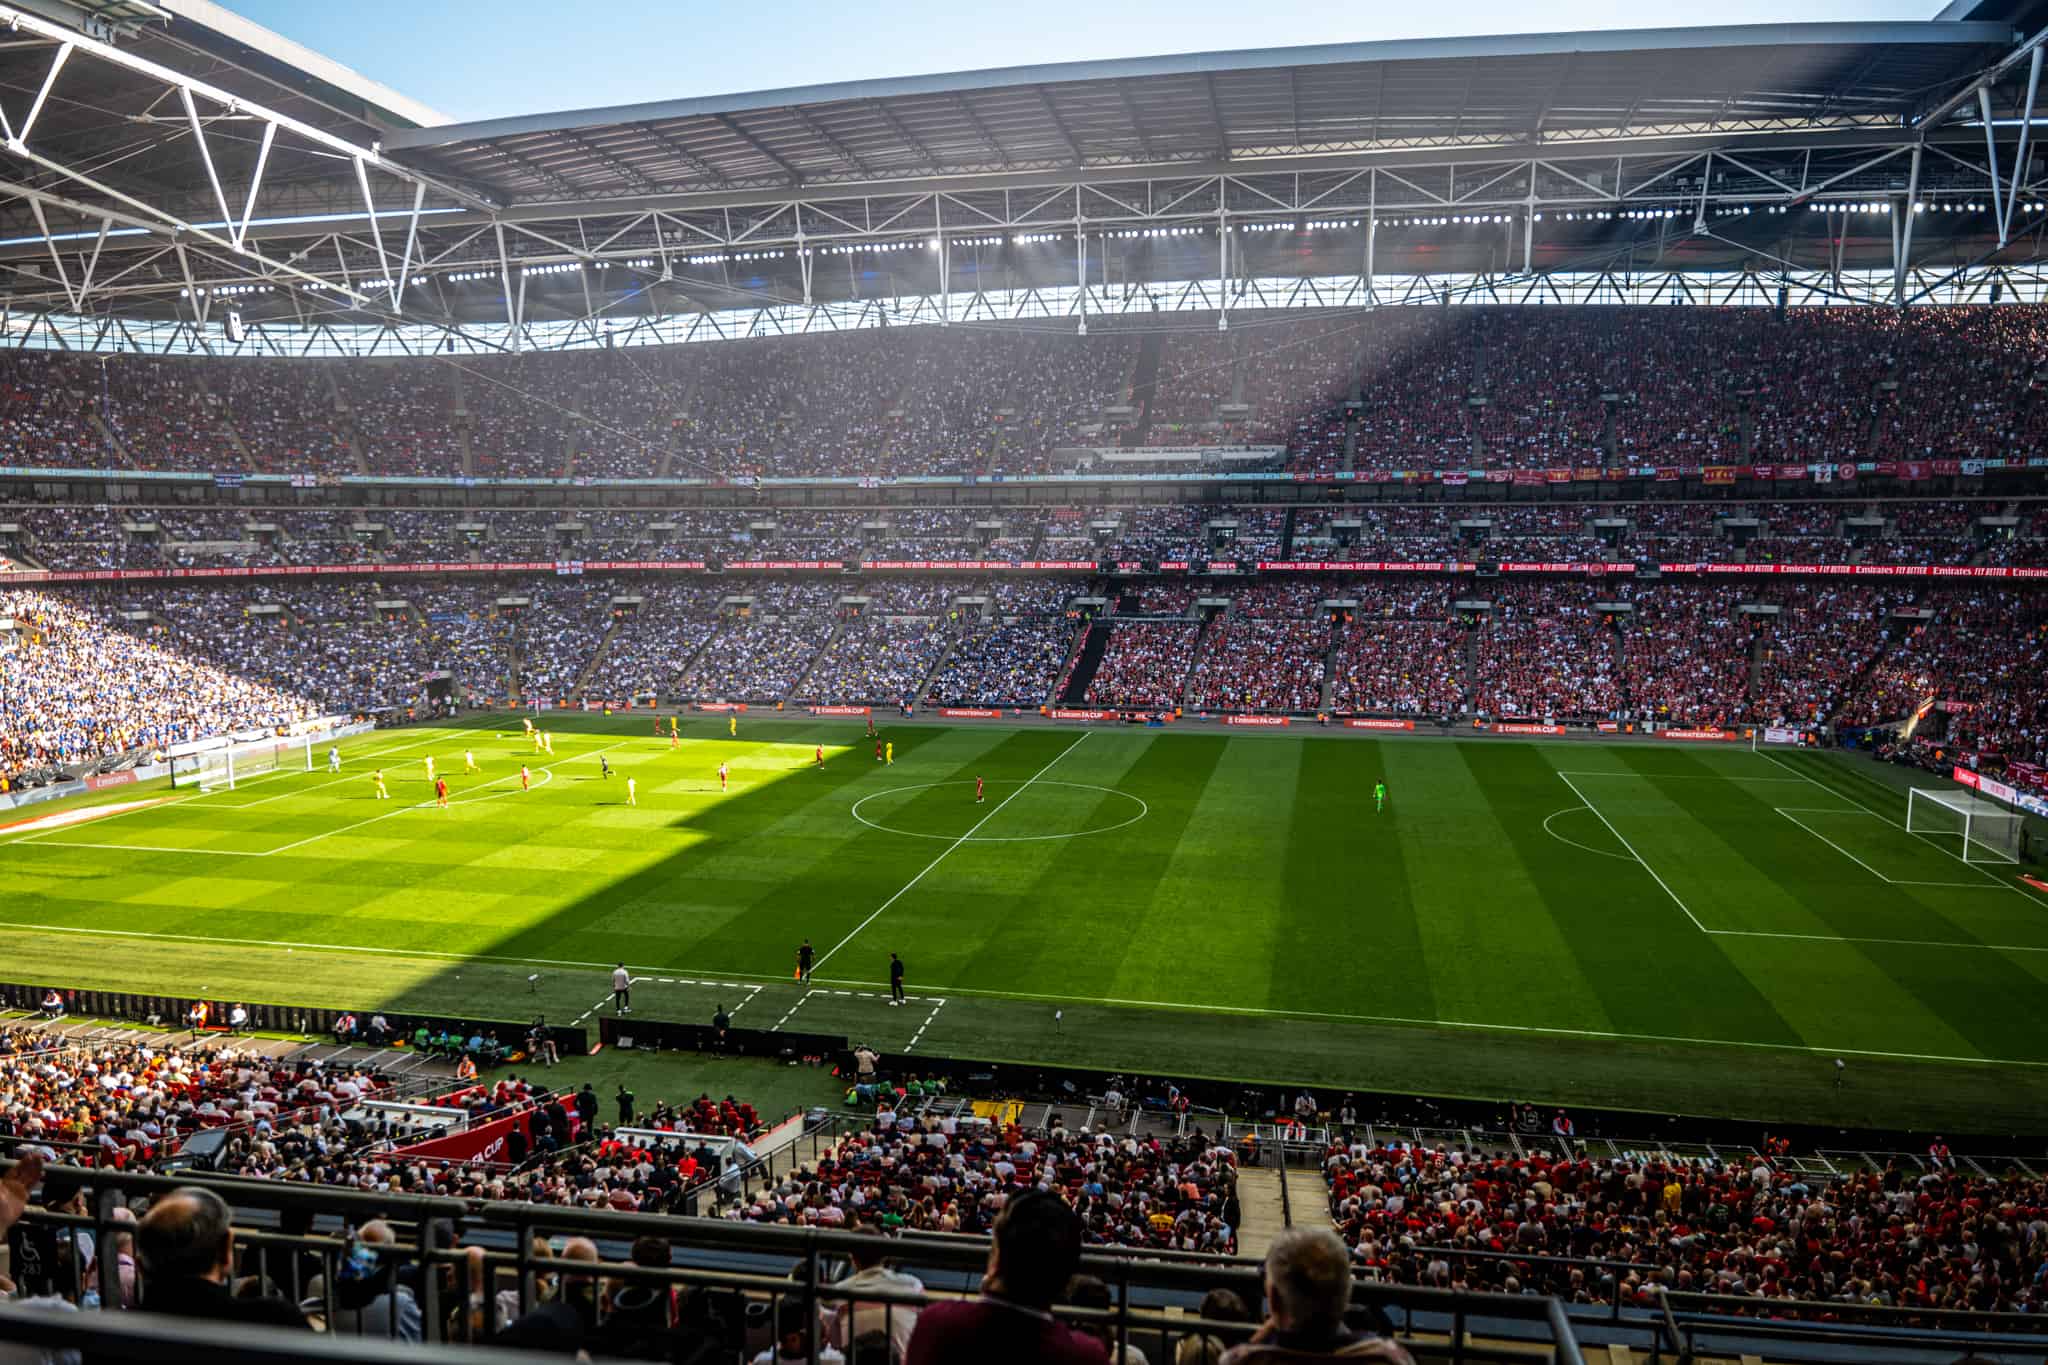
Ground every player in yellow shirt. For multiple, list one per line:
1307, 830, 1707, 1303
424, 754, 435, 782
626, 776, 638, 807
372, 770, 389, 800
729, 714, 737, 738
464, 750, 479, 774
884, 741, 894, 766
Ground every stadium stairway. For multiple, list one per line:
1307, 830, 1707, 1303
1057, 620, 1115, 704
83, 410, 138, 472
566, 617, 622, 701
786, 618, 848, 702
915, 625, 966, 701
1231, 1166, 1290, 1258
1123, 330, 1166, 447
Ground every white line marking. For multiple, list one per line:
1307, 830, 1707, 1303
190, 730, 448, 808
1, 919, 2043, 1067
573, 975, 643, 1026
812, 732, 1091, 971
1757, 749, 2038, 906
1707, 927, 2048, 953
850, 780, 1148, 842
1557, 771, 1811, 782
1539, 807, 1633, 862
725, 983, 763, 1016
1774, 808, 1909, 886
772, 990, 818, 1031
24, 737, 635, 860
1556, 770, 1709, 933
905, 997, 947, 1052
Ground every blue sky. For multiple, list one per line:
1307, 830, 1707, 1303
221, 0, 1935, 124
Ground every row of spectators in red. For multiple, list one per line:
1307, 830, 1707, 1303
1322, 1135, 2043, 1316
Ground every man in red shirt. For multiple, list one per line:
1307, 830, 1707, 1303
975, 776, 985, 804
905, 1190, 1104, 1365
435, 776, 449, 810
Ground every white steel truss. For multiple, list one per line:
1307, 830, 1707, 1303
13, 265, 2048, 359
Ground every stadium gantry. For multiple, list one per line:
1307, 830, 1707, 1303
9, 0, 2048, 352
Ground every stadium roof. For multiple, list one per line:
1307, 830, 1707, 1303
6, 2, 2048, 343
381, 23, 2019, 203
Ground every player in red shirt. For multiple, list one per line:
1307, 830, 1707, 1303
435, 777, 449, 809
874, 736, 883, 762
519, 764, 531, 791
975, 775, 985, 804
718, 761, 729, 792
815, 743, 825, 769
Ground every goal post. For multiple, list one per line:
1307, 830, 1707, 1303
1906, 787, 2023, 865
170, 735, 314, 792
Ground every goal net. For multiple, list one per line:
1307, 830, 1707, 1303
1906, 787, 2023, 864
170, 736, 312, 792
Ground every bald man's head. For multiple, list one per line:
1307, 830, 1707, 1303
137, 1188, 234, 1283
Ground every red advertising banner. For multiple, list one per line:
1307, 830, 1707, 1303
808, 705, 871, 717
1346, 718, 1415, 731
1495, 723, 1566, 736
390, 1109, 534, 1164
85, 771, 137, 791
1048, 709, 1116, 721
1225, 715, 1290, 727
1662, 728, 1740, 742
939, 708, 1003, 719
1596, 722, 1621, 733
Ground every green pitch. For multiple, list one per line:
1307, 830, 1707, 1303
3, 714, 2046, 1134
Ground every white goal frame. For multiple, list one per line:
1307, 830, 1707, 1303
1906, 787, 2023, 865
171, 736, 313, 792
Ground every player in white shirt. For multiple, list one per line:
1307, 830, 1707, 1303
464, 750, 479, 773
328, 747, 341, 773
626, 777, 638, 807
424, 755, 435, 782
611, 964, 632, 1014
718, 761, 729, 792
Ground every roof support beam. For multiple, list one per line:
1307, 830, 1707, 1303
713, 113, 802, 183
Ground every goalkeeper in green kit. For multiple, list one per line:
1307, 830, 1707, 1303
1375, 780, 1388, 813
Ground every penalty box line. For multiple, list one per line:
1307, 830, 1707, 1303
1773, 807, 2007, 890
17, 738, 634, 860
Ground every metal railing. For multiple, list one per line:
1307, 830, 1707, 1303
0, 1159, 1582, 1364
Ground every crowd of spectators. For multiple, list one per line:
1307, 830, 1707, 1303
1471, 584, 1623, 721
1186, 618, 1330, 713
1322, 1131, 2047, 1316
729, 1110, 1240, 1256
923, 616, 1080, 708
0, 589, 317, 783
6, 307, 2048, 479
1083, 623, 1203, 710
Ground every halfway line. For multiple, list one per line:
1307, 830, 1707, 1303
812, 732, 1090, 972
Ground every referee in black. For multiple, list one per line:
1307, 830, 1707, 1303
888, 952, 906, 1007
797, 938, 815, 983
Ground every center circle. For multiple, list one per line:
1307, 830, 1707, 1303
850, 781, 1149, 842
